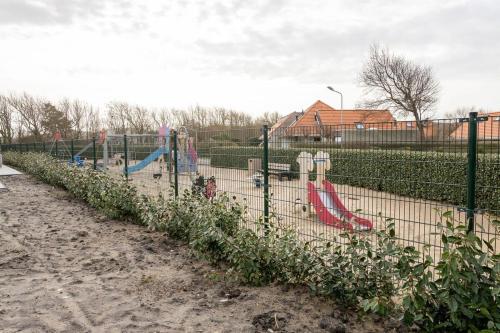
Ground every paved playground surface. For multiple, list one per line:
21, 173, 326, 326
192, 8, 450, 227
0, 165, 22, 176
0, 164, 22, 191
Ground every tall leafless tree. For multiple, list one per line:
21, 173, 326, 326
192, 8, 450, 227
7, 92, 45, 140
0, 95, 14, 143
126, 105, 153, 134
106, 101, 130, 134
84, 106, 101, 139
254, 111, 280, 126
151, 108, 174, 128
444, 106, 483, 119
359, 45, 440, 139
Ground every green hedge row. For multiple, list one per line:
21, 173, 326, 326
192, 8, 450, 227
209, 147, 500, 212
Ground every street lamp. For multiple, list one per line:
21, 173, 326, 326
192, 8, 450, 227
327, 86, 344, 146
326, 86, 343, 124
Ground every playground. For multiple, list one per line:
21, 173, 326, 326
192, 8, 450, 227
44, 123, 493, 260
100, 134, 499, 258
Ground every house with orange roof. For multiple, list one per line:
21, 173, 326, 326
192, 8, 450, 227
268, 100, 402, 147
449, 112, 500, 140
266, 100, 459, 148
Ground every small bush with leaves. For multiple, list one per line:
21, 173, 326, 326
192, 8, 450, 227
226, 223, 280, 285
311, 220, 421, 315
401, 212, 500, 332
3, 152, 142, 221
187, 193, 243, 263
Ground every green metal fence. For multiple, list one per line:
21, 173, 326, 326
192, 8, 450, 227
1, 113, 499, 263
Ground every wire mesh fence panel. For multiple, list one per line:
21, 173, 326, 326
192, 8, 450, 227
474, 114, 500, 253
1, 114, 498, 266
185, 118, 499, 264
188, 126, 265, 232
103, 134, 173, 198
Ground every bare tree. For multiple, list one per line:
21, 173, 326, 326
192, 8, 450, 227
359, 45, 439, 139
254, 111, 280, 126
84, 106, 101, 138
126, 105, 153, 134
444, 106, 483, 119
69, 99, 90, 138
106, 101, 130, 134
151, 108, 174, 128
0, 95, 14, 143
7, 92, 45, 140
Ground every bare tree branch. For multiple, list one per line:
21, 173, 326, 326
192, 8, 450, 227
359, 45, 440, 139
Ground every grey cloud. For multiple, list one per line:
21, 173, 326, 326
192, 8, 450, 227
195, 0, 500, 83
0, 0, 107, 26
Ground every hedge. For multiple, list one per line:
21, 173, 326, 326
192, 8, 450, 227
209, 146, 500, 212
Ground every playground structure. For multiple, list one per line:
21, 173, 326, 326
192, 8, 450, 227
48, 131, 70, 158
176, 126, 198, 176
124, 126, 170, 178
305, 151, 373, 231
101, 127, 202, 196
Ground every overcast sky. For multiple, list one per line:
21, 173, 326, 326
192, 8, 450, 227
0, 0, 499, 117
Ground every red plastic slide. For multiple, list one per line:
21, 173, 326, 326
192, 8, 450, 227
308, 180, 373, 231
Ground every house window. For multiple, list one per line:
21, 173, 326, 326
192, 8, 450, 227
355, 122, 364, 129
406, 122, 413, 127
313, 137, 321, 142
493, 116, 500, 121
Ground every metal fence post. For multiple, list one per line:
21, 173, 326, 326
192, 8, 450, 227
123, 134, 128, 179
70, 139, 75, 163
42, 141, 46, 153
466, 112, 478, 233
263, 124, 270, 232
173, 130, 179, 198
55, 140, 58, 158
92, 137, 97, 170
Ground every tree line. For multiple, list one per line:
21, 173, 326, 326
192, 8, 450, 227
0, 92, 280, 144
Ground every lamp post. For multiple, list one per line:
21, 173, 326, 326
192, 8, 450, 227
327, 86, 343, 124
327, 86, 344, 146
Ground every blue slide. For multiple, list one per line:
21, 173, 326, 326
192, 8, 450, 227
125, 146, 168, 174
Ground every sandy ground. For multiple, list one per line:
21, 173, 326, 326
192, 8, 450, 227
0, 174, 402, 333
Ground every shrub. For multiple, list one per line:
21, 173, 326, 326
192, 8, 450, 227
3, 152, 142, 221
188, 193, 242, 263
311, 220, 422, 315
401, 213, 500, 332
226, 224, 280, 285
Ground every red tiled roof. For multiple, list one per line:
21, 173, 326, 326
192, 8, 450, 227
287, 100, 395, 136
450, 112, 500, 139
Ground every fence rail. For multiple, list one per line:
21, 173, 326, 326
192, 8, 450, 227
1, 113, 499, 263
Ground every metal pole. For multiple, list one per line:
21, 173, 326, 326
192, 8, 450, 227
123, 135, 128, 180
42, 141, 46, 153
466, 112, 478, 233
263, 124, 270, 232
327, 86, 344, 147
92, 137, 97, 170
173, 130, 179, 198
55, 140, 58, 158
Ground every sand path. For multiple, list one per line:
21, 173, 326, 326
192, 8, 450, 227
0, 174, 395, 333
